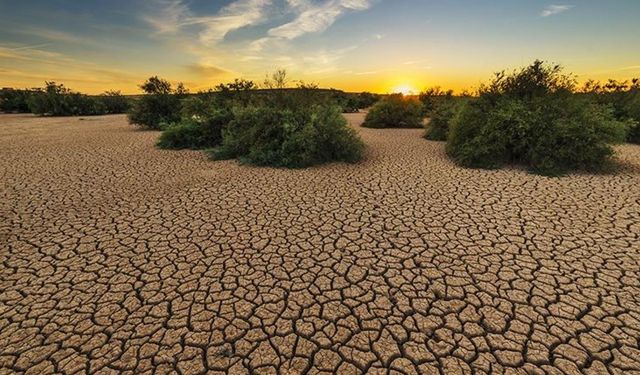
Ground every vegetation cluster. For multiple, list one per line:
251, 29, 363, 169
4, 62, 638, 175
580, 78, 640, 144
444, 61, 633, 175
1, 83, 130, 116
362, 94, 424, 128
138, 72, 369, 168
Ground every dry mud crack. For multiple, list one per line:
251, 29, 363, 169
1, 113, 640, 374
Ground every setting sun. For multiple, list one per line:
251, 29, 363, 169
392, 85, 417, 96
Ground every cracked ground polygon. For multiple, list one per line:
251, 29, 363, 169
1, 113, 640, 374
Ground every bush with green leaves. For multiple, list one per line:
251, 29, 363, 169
128, 76, 183, 129
99, 90, 130, 114
580, 78, 640, 143
446, 61, 629, 175
157, 109, 233, 150
362, 95, 424, 128
624, 93, 640, 143
0, 89, 32, 113
356, 92, 380, 109
419, 87, 454, 116
211, 104, 364, 168
423, 98, 467, 141
27, 82, 108, 116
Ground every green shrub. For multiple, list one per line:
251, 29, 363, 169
0, 89, 32, 113
622, 92, 640, 143
419, 87, 454, 115
580, 78, 640, 143
424, 98, 466, 141
362, 95, 424, 128
446, 61, 629, 175
157, 109, 233, 149
99, 90, 130, 114
27, 82, 107, 116
356, 92, 381, 109
212, 105, 364, 168
128, 76, 182, 129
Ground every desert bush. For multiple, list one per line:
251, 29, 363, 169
212, 104, 364, 168
581, 79, 640, 143
624, 93, 640, 143
356, 92, 380, 109
128, 76, 182, 129
0, 89, 32, 113
424, 99, 464, 141
99, 90, 130, 114
27, 82, 107, 116
419, 87, 454, 115
362, 95, 424, 128
157, 109, 233, 150
326, 90, 380, 113
582, 79, 638, 117
446, 61, 629, 175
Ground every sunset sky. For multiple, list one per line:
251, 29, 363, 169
1, 0, 639, 94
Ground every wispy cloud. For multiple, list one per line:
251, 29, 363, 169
143, 0, 190, 33
5, 43, 52, 51
18, 26, 88, 44
269, 0, 373, 39
144, 0, 272, 45
186, 63, 232, 78
541, 4, 573, 17
193, 0, 272, 45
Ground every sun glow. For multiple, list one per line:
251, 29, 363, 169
392, 85, 417, 95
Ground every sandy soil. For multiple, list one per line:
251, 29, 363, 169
1, 113, 640, 374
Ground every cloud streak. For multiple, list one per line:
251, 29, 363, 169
145, 0, 272, 45
193, 0, 272, 45
269, 0, 374, 39
541, 4, 573, 17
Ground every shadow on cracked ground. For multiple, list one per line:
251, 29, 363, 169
1, 113, 640, 374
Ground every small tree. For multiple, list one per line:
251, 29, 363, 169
128, 76, 181, 129
263, 69, 289, 89
140, 76, 172, 94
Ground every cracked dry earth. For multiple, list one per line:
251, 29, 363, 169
1, 113, 640, 375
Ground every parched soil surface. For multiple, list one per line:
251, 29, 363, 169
1, 113, 640, 375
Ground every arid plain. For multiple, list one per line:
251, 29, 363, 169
2, 113, 640, 374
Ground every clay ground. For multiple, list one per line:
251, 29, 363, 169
1, 113, 640, 375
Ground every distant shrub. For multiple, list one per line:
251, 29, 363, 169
356, 92, 381, 109
362, 95, 424, 128
0, 89, 32, 113
212, 104, 364, 168
99, 90, 130, 114
157, 109, 233, 150
128, 76, 182, 129
419, 87, 454, 115
27, 82, 107, 116
3, 86, 129, 116
324, 90, 379, 113
446, 61, 629, 175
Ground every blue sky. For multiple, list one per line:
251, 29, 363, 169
1, 0, 639, 93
